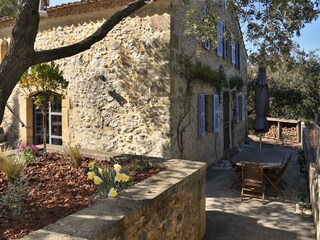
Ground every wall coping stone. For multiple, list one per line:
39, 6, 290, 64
19, 145, 207, 239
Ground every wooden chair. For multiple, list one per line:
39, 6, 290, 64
241, 162, 265, 201
224, 147, 241, 185
264, 153, 292, 192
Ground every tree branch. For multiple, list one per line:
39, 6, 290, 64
32, 0, 149, 64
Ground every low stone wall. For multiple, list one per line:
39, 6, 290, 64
302, 125, 320, 240
21, 147, 207, 240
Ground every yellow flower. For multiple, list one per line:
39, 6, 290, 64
122, 174, 130, 183
87, 171, 95, 180
108, 188, 118, 198
114, 173, 123, 182
98, 167, 103, 176
114, 163, 121, 172
94, 176, 103, 185
88, 161, 94, 169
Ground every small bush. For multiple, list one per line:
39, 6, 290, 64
16, 144, 38, 165
67, 145, 83, 167
1, 181, 28, 218
0, 153, 25, 183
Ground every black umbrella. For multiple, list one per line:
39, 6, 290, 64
253, 67, 270, 155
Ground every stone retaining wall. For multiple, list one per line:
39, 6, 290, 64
22, 146, 207, 240
302, 124, 320, 240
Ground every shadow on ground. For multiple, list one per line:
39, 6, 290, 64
205, 143, 315, 240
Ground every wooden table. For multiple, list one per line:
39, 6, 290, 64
231, 147, 287, 192
231, 147, 285, 169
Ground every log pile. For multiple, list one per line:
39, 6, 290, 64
264, 125, 299, 143
282, 126, 299, 142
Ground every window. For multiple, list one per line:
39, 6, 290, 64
203, 4, 211, 51
33, 93, 62, 145
199, 93, 220, 138
234, 94, 245, 123
231, 34, 240, 69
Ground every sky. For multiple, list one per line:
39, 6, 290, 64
50, 0, 320, 53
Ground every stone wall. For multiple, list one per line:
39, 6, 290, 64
0, 0, 172, 157
21, 149, 207, 240
303, 123, 320, 240
169, 0, 247, 164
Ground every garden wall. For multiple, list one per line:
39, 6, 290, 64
302, 123, 320, 240
21, 147, 207, 240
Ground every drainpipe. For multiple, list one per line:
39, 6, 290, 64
5, 104, 26, 127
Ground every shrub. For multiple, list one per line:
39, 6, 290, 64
0, 153, 25, 183
67, 145, 83, 167
1, 180, 28, 218
16, 144, 38, 165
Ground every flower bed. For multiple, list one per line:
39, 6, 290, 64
0, 145, 164, 239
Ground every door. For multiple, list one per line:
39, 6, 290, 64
223, 91, 230, 150
33, 94, 62, 145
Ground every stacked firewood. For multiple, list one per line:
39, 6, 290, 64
281, 126, 299, 142
264, 125, 278, 139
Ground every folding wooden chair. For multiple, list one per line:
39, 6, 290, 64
241, 162, 265, 201
264, 153, 292, 192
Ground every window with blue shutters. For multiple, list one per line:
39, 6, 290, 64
203, 4, 211, 51
242, 94, 245, 121
213, 94, 220, 133
199, 93, 206, 138
217, 22, 223, 57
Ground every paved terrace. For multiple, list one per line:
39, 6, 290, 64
205, 140, 315, 240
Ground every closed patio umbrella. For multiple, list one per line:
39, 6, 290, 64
253, 67, 270, 155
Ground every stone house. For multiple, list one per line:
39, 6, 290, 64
0, 0, 247, 165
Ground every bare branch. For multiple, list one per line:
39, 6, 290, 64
32, 0, 149, 65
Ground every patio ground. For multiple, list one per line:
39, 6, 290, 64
205, 138, 315, 240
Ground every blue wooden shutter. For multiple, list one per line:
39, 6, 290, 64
213, 94, 220, 133
235, 95, 239, 123
199, 93, 205, 138
242, 94, 245, 121
223, 24, 227, 59
203, 5, 211, 50
235, 43, 240, 69
231, 34, 236, 65
217, 22, 223, 57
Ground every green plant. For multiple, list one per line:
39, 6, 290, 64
229, 75, 244, 91
0, 153, 25, 183
1, 180, 28, 219
16, 144, 38, 165
67, 145, 83, 167
87, 162, 132, 197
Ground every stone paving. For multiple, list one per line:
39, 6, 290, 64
205, 144, 315, 240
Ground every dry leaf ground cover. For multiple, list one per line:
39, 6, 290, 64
0, 152, 163, 239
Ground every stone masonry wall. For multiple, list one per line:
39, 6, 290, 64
0, 1, 172, 157
169, 0, 247, 164
22, 153, 207, 240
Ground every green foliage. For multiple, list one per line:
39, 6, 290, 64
0, 0, 17, 17
67, 145, 83, 167
184, 2, 218, 44
19, 62, 68, 112
228, 0, 319, 65
192, 61, 227, 93
16, 144, 38, 165
0, 153, 25, 183
1, 180, 28, 218
247, 51, 320, 121
228, 75, 244, 91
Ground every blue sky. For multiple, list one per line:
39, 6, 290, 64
50, 0, 319, 53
